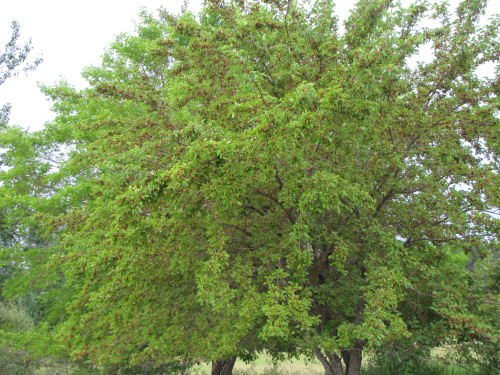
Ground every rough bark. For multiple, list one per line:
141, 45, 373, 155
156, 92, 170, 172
345, 348, 362, 375
344, 301, 365, 375
326, 351, 344, 375
315, 348, 344, 375
211, 357, 236, 375
341, 350, 350, 371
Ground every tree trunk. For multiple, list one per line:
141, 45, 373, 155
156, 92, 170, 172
211, 357, 236, 375
326, 351, 344, 375
343, 301, 365, 375
345, 348, 362, 375
315, 348, 343, 375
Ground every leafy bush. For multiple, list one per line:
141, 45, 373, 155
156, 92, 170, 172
454, 255, 500, 375
0, 300, 39, 374
0, 300, 34, 332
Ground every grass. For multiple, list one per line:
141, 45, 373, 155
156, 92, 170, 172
189, 353, 324, 375
20, 350, 476, 375
361, 353, 472, 375
361, 361, 470, 375
190, 352, 473, 375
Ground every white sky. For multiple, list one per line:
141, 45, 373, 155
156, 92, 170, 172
0, 0, 498, 131
0, 0, 203, 131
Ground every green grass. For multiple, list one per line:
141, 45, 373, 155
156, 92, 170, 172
361, 356, 471, 375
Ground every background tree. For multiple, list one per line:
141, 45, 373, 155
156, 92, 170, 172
451, 253, 500, 374
1, 19, 41, 286
0, 20, 42, 126
1, 19, 43, 294
0, 18, 77, 375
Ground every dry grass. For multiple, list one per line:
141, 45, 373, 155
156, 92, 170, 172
189, 353, 324, 375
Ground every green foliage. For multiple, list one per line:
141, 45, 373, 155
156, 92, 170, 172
1, 1, 499, 374
0, 17, 88, 375
0, 20, 42, 86
452, 254, 500, 374
0, 300, 39, 375
83, 361, 193, 375
0, 300, 34, 332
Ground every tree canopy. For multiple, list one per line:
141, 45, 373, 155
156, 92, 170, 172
1, 1, 499, 375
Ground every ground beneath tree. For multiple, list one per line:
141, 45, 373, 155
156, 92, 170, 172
189, 354, 324, 374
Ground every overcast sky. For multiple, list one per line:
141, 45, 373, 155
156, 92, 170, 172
1, 0, 498, 132
0, 1, 203, 131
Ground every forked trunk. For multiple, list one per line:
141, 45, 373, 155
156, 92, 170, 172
316, 347, 363, 375
315, 348, 343, 375
211, 357, 236, 375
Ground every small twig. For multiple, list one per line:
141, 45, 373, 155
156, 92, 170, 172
405, 285, 438, 299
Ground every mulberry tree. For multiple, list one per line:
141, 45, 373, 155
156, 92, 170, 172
27, 1, 500, 374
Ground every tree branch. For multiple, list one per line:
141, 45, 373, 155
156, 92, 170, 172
223, 223, 253, 237
255, 189, 296, 224
243, 204, 266, 217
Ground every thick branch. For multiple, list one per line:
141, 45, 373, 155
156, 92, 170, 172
223, 223, 253, 237
339, 196, 360, 218
374, 187, 395, 216
255, 189, 296, 224
243, 204, 266, 217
